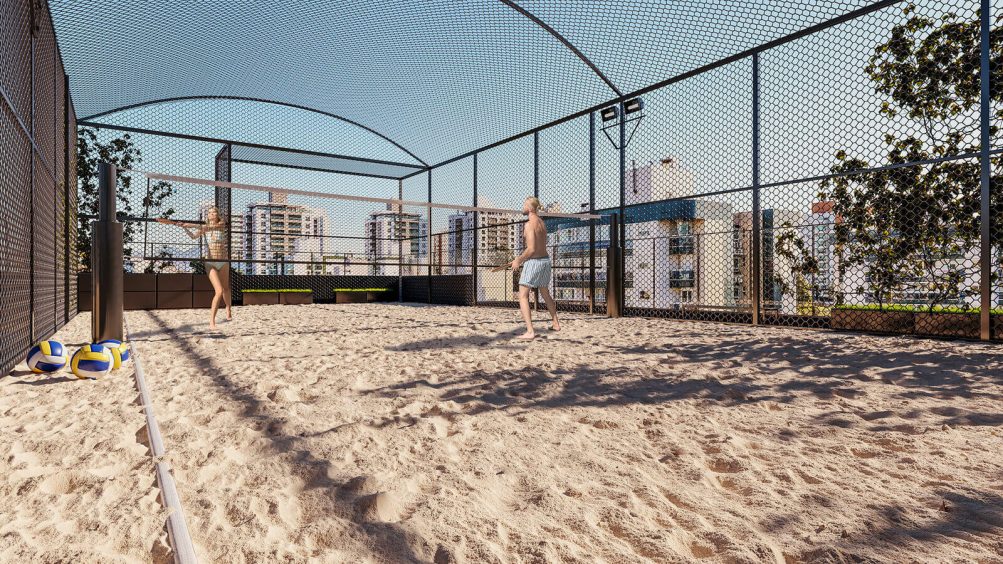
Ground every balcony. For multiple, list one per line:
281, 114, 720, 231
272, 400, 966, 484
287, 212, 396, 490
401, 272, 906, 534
668, 236, 695, 255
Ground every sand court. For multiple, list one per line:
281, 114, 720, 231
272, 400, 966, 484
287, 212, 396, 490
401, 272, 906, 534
118, 303, 1003, 562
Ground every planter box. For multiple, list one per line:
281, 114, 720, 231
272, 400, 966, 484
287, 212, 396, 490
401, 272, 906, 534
243, 292, 280, 306
193, 291, 217, 309
831, 309, 915, 334
336, 291, 368, 304
281, 292, 313, 305
915, 312, 980, 339
124, 273, 157, 291
158, 273, 193, 292
193, 275, 215, 292
157, 291, 194, 309
124, 291, 157, 310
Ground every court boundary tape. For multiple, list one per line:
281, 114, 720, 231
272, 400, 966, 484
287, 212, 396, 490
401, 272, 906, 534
124, 316, 199, 564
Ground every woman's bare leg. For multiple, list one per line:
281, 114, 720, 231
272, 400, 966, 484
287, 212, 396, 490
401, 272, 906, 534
208, 268, 224, 329
221, 265, 232, 320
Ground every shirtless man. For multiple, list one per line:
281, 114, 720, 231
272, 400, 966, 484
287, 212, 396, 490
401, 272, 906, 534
509, 196, 561, 339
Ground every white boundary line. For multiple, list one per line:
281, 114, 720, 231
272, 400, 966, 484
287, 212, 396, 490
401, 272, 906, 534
121, 168, 602, 220
124, 315, 198, 564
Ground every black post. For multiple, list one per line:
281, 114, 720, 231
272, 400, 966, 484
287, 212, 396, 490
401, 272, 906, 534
618, 109, 627, 316
752, 53, 763, 326
608, 213, 622, 318
398, 178, 404, 303
92, 163, 124, 342
534, 132, 540, 199
63, 73, 71, 324
979, 0, 992, 341
427, 170, 432, 304
472, 154, 479, 306
589, 112, 597, 315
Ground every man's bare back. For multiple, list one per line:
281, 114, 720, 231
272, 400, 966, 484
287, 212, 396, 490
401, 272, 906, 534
523, 214, 549, 259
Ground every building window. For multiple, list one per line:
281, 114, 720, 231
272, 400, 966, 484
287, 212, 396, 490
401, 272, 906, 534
681, 289, 694, 303
639, 290, 651, 300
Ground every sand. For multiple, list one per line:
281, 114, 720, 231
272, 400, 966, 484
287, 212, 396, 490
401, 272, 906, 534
0, 313, 169, 563
116, 303, 1003, 563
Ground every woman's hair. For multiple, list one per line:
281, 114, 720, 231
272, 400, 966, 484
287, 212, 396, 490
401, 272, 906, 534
205, 206, 226, 227
525, 196, 542, 212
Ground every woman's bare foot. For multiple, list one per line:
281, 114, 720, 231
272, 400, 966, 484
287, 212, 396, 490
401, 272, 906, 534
209, 322, 217, 330
550, 321, 562, 332
517, 331, 537, 340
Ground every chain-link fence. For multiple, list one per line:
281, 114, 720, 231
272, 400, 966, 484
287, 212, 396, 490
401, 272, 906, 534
58, 0, 1002, 342
0, 0, 78, 376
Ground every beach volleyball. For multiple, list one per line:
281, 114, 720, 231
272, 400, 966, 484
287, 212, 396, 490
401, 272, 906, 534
97, 339, 130, 370
70, 344, 114, 379
25, 341, 68, 374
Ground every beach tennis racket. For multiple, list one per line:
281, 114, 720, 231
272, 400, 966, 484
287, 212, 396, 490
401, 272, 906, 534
489, 264, 510, 272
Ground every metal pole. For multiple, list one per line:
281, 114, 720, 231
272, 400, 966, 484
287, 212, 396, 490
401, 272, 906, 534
979, 0, 992, 341
618, 109, 627, 316
751, 53, 763, 326
398, 178, 404, 303
608, 213, 622, 317
533, 132, 540, 310
533, 131, 540, 199
472, 154, 479, 306
589, 112, 596, 315
92, 162, 124, 341
63, 73, 71, 324
427, 170, 432, 304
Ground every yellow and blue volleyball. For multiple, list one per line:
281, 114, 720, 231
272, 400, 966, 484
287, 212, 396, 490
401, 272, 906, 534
26, 341, 69, 374
96, 339, 130, 370
70, 344, 114, 379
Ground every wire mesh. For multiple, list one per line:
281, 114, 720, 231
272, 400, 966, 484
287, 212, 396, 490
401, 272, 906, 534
0, 0, 77, 376
52, 0, 1003, 342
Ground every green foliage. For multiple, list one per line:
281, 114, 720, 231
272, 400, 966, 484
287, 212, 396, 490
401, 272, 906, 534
820, 4, 1003, 311
76, 127, 175, 271
774, 221, 820, 307
833, 303, 1003, 314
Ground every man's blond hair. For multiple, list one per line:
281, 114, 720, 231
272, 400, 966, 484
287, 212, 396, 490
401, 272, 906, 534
525, 196, 542, 212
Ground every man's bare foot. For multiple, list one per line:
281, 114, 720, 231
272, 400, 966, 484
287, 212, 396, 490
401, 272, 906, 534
550, 321, 561, 332
209, 322, 217, 330
516, 331, 537, 340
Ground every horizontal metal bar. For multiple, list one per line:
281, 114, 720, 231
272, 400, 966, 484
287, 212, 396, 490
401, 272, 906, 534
121, 168, 601, 219
78, 120, 427, 172
230, 158, 405, 181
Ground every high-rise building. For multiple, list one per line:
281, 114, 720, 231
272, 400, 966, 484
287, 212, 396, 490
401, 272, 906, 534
447, 198, 520, 274
244, 192, 326, 275
364, 205, 427, 275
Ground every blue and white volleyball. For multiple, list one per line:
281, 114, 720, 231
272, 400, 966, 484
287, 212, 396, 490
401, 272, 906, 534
26, 341, 68, 374
97, 339, 130, 370
70, 344, 114, 379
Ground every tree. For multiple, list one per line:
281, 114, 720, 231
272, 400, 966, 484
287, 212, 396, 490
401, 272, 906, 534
774, 222, 821, 314
820, 4, 1003, 311
76, 127, 176, 271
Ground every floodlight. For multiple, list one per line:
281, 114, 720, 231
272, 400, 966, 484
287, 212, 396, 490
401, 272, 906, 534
600, 106, 619, 122
623, 97, 644, 114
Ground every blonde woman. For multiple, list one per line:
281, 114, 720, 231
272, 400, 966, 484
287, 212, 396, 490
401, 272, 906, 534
158, 206, 232, 329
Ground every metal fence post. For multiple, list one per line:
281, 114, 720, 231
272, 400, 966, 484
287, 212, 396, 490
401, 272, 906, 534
427, 170, 432, 304
751, 53, 763, 326
589, 112, 596, 315
979, 0, 992, 341
63, 73, 71, 324
92, 163, 124, 341
472, 154, 479, 306
618, 106, 627, 316
398, 178, 404, 303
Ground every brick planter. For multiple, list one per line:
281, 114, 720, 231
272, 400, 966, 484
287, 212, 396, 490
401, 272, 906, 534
915, 312, 980, 339
831, 309, 915, 335
242, 292, 280, 305
280, 291, 313, 305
